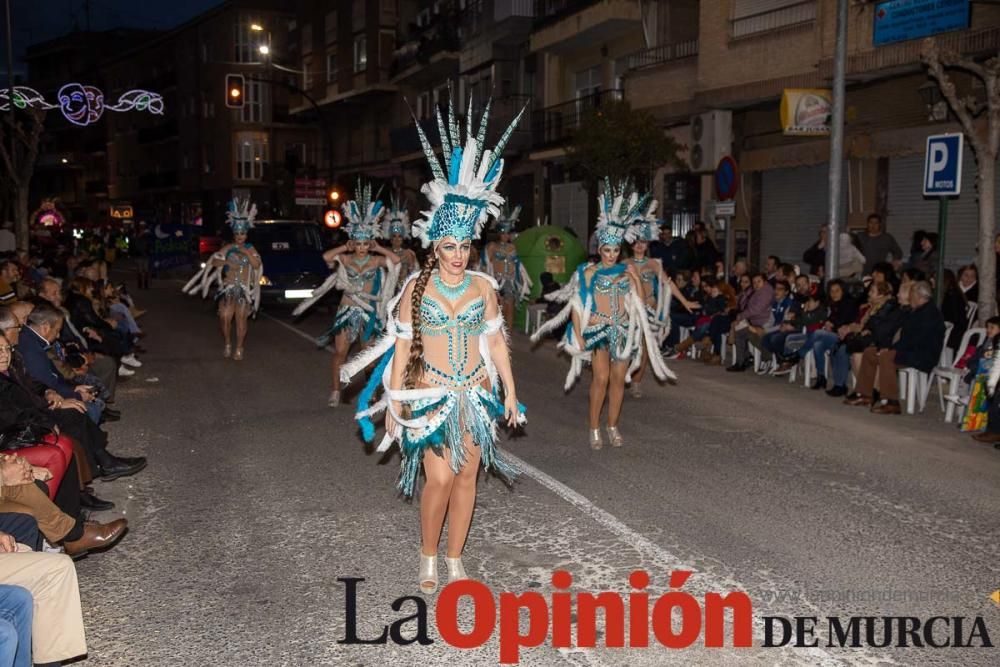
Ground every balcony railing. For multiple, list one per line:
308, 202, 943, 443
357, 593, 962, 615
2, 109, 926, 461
532, 89, 622, 147
533, 0, 599, 28
731, 0, 816, 39
391, 16, 461, 78
626, 40, 698, 71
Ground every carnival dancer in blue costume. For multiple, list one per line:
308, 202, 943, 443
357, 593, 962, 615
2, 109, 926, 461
482, 204, 532, 327
383, 195, 419, 281
531, 180, 675, 449
339, 86, 527, 595
295, 181, 401, 407
624, 213, 700, 397
182, 197, 263, 361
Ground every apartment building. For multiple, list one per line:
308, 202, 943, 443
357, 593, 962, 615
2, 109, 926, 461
624, 0, 1000, 267
99, 0, 317, 229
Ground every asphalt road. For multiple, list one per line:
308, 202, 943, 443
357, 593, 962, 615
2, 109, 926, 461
76, 282, 1000, 666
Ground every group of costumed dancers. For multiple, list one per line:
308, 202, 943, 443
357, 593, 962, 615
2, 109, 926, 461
184, 86, 686, 592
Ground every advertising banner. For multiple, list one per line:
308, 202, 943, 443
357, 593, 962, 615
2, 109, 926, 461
780, 89, 832, 136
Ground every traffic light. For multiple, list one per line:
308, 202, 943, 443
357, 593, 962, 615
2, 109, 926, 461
328, 187, 341, 203
225, 74, 245, 108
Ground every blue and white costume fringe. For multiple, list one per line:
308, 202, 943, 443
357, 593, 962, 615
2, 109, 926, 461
340, 271, 525, 497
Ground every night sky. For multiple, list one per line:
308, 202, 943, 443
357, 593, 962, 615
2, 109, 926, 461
9, 0, 219, 71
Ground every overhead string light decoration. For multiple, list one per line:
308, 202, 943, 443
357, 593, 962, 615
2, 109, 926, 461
0, 84, 164, 127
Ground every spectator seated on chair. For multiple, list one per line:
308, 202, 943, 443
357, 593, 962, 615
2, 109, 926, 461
776, 279, 859, 390
724, 273, 774, 371
674, 275, 728, 360
0, 524, 89, 664
831, 281, 899, 400
958, 264, 979, 304
663, 271, 700, 350
728, 280, 791, 372
847, 281, 945, 414
940, 269, 969, 355
774, 291, 829, 367
969, 318, 1000, 445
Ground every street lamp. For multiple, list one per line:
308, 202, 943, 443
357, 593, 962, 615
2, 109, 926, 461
258, 44, 270, 56
250, 23, 263, 32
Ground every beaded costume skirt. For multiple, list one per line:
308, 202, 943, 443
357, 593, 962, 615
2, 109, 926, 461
317, 304, 380, 348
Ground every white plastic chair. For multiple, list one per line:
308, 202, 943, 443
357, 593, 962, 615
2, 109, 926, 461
524, 303, 548, 334
932, 326, 986, 423
966, 301, 978, 330
898, 322, 954, 415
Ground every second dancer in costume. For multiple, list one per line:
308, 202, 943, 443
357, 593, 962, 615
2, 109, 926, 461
339, 90, 526, 594
482, 204, 531, 326
624, 215, 700, 397
532, 180, 674, 448
313, 182, 400, 407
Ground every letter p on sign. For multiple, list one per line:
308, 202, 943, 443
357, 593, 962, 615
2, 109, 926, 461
923, 134, 963, 197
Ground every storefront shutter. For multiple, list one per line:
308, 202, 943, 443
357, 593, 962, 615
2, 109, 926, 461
761, 163, 845, 272
887, 152, 1000, 270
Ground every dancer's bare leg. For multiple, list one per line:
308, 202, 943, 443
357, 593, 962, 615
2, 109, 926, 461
502, 298, 515, 330
589, 349, 611, 429
421, 449, 456, 557
234, 302, 250, 352
608, 360, 629, 426
444, 438, 481, 558
218, 300, 234, 351
332, 333, 350, 392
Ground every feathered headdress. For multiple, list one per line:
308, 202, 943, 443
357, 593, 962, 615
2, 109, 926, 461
494, 203, 521, 235
382, 194, 410, 238
624, 205, 661, 244
596, 179, 651, 247
226, 197, 257, 235
411, 81, 527, 248
342, 179, 385, 241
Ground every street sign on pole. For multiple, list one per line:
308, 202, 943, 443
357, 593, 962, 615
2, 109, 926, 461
923, 133, 963, 196
924, 133, 963, 304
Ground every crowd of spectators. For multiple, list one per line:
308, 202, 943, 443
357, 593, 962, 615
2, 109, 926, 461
658, 213, 990, 427
0, 234, 151, 664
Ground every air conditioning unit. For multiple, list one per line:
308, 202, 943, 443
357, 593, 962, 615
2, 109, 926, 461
688, 110, 733, 173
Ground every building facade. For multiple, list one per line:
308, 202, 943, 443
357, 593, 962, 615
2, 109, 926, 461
94, 0, 318, 230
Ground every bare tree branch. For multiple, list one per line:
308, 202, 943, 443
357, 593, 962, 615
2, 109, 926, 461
921, 39, 986, 154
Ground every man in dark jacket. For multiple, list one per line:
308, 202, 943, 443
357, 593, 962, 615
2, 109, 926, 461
649, 224, 689, 273
855, 281, 945, 415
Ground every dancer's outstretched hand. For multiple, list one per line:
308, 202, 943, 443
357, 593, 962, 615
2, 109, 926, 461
504, 394, 520, 428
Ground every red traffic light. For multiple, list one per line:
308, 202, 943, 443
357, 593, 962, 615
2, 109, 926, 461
225, 74, 245, 108
324, 209, 342, 228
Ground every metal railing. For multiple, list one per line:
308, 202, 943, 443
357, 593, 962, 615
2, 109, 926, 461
626, 39, 698, 71
731, 0, 816, 38
531, 89, 622, 146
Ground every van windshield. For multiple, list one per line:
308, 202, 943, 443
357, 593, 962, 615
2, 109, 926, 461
252, 224, 323, 252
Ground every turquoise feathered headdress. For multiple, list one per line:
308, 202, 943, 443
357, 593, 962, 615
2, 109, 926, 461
342, 179, 385, 241
382, 194, 410, 238
596, 178, 652, 247
411, 82, 527, 248
494, 203, 521, 234
226, 197, 257, 235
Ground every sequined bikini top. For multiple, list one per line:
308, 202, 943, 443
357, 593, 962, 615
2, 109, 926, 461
419, 296, 486, 336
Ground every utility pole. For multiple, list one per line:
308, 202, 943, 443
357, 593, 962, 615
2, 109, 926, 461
825, 0, 848, 281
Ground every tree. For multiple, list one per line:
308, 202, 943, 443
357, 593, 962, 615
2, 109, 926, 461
921, 39, 1000, 321
566, 100, 684, 191
0, 108, 47, 248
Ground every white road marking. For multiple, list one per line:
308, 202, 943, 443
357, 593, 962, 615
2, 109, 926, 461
267, 313, 869, 664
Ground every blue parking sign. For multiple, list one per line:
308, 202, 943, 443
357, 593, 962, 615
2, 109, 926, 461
923, 134, 963, 196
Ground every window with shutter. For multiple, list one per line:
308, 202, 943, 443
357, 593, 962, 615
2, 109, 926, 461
731, 0, 816, 38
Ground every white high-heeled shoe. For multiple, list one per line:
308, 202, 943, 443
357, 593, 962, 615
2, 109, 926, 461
419, 552, 438, 594
607, 425, 624, 448
445, 556, 467, 583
